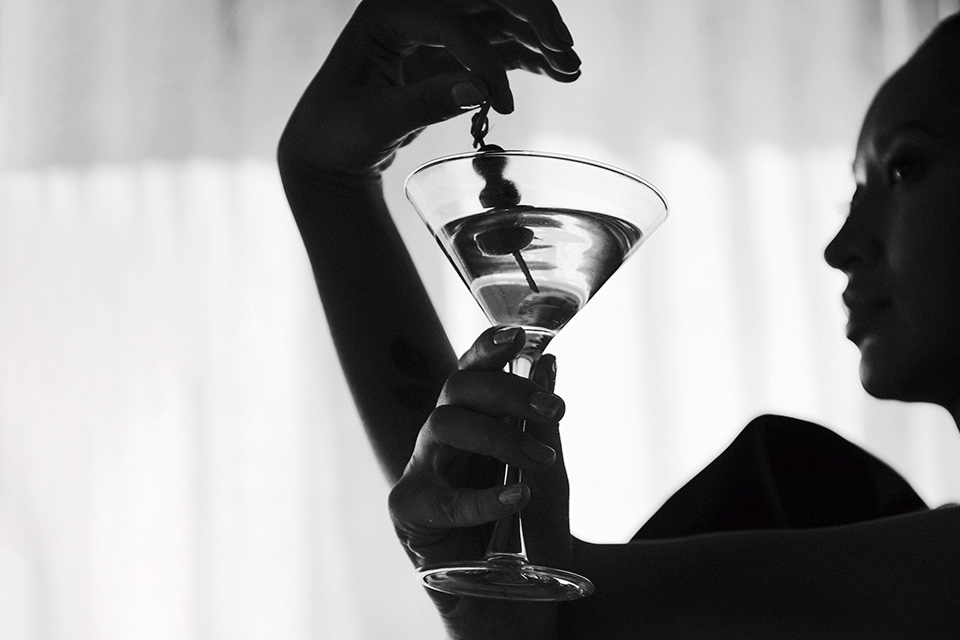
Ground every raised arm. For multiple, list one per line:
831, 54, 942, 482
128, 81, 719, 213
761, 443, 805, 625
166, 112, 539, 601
277, 0, 581, 482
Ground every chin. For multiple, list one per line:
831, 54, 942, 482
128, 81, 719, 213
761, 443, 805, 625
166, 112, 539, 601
859, 369, 896, 400
855, 336, 911, 400
858, 358, 909, 402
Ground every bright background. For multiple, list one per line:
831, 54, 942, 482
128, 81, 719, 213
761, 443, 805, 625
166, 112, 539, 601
3, 1, 960, 638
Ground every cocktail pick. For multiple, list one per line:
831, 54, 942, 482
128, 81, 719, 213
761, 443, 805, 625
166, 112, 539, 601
470, 103, 538, 292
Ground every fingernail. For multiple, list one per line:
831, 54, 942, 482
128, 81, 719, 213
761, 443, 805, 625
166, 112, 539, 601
522, 438, 556, 466
493, 326, 522, 345
451, 81, 485, 108
499, 484, 524, 506
530, 391, 564, 420
541, 354, 557, 376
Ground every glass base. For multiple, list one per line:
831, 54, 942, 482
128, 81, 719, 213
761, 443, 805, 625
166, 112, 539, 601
416, 554, 594, 601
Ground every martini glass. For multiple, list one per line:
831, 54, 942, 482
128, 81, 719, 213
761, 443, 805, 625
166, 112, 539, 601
404, 149, 668, 601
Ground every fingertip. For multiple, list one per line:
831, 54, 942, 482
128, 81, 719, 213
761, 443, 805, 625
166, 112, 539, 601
450, 79, 488, 110
460, 326, 525, 371
521, 436, 557, 467
529, 390, 564, 421
492, 326, 524, 346
532, 353, 558, 391
491, 88, 515, 115
539, 353, 557, 374
548, 46, 581, 73
552, 15, 575, 48
498, 483, 529, 507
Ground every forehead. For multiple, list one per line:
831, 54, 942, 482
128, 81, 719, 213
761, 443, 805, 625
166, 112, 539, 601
856, 34, 960, 166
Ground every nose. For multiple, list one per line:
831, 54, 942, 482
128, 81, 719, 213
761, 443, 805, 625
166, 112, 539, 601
823, 210, 876, 273
823, 221, 850, 270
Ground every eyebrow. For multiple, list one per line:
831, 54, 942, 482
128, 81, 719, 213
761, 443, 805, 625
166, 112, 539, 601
852, 120, 945, 175
876, 120, 944, 153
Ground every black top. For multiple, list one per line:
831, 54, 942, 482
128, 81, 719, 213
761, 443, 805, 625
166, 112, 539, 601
634, 414, 928, 540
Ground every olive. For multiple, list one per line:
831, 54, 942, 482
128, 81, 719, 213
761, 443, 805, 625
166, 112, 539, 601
475, 226, 540, 293
476, 226, 534, 256
479, 180, 521, 208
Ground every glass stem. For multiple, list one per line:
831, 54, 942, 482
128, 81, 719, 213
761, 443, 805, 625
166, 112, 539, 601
484, 350, 540, 563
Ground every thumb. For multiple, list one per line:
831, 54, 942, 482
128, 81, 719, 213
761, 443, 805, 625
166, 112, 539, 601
381, 72, 489, 139
531, 353, 558, 393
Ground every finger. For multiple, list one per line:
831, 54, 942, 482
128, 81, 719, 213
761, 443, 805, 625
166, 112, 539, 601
404, 21, 579, 81
473, 10, 581, 75
531, 353, 557, 393
447, 0, 575, 51
490, 0, 575, 51
390, 480, 530, 534
439, 369, 566, 423
420, 403, 557, 470
525, 357, 564, 478
364, 0, 514, 112
397, 127, 425, 148
495, 41, 581, 82
458, 326, 526, 371
374, 71, 490, 137
526, 355, 563, 456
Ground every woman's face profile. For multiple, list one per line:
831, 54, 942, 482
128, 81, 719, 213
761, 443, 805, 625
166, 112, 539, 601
824, 28, 960, 411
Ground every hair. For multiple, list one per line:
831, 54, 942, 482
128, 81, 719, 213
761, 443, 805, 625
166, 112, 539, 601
918, 11, 960, 58
896, 12, 960, 106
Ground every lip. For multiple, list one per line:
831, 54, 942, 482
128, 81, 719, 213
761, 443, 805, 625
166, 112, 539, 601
842, 290, 892, 342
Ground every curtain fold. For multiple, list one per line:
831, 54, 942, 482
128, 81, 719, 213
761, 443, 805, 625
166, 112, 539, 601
2, 1, 959, 638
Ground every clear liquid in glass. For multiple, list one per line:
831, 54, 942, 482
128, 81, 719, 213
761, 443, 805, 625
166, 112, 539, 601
439, 207, 643, 350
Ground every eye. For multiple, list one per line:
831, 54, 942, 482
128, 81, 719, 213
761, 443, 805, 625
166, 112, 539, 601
886, 152, 927, 186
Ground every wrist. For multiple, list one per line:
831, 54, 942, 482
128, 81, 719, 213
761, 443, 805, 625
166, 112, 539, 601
277, 93, 406, 187
277, 146, 387, 224
278, 132, 384, 191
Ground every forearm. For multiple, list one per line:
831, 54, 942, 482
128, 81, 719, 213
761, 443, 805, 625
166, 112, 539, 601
563, 507, 960, 638
278, 155, 456, 483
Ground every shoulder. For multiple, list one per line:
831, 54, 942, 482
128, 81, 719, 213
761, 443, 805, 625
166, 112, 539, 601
634, 414, 928, 539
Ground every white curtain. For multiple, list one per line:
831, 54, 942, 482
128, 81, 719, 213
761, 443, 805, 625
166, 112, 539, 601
2, 1, 959, 638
